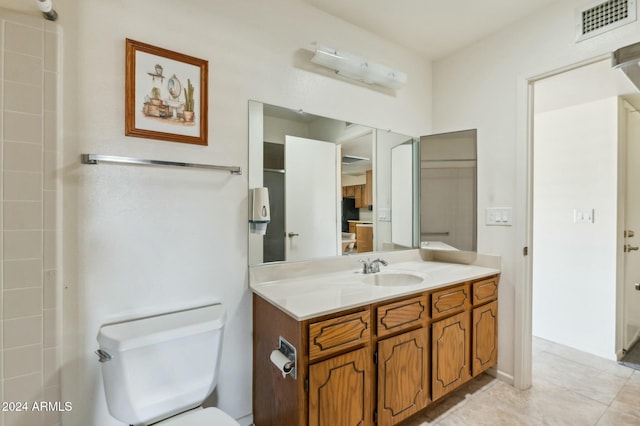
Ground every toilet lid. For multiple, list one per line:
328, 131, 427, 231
159, 407, 240, 426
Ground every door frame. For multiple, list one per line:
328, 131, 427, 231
515, 53, 611, 390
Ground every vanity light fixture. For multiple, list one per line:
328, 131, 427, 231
311, 43, 407, 90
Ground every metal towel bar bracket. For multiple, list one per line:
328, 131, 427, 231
81, 154, 242, 175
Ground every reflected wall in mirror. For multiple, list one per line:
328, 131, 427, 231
420, 129, 477, 251
391, 139, 419, 248
248, 100, 417, 265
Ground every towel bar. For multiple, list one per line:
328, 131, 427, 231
81, 154, 242, 175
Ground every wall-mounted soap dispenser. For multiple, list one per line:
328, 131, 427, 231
249, 187, 270, 235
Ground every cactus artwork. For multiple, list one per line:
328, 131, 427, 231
184, 79, 195, 112
128, 39, 206, 144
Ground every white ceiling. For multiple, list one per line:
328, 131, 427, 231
297, 0, 564, 59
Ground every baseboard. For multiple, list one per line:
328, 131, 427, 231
496, 368, 514, 386
237, 413, 253, 426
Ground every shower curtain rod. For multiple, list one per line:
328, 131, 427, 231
81, 154, 242, 175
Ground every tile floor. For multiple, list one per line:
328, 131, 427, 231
401, 337, 640, 425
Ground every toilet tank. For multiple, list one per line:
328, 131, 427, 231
97, 304, 226, 425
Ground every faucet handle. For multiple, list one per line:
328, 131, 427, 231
358, 258, 371, 273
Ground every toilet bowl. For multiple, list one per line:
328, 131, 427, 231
96, 304, 239, 425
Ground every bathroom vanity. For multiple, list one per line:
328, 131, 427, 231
250, 249, 500, 426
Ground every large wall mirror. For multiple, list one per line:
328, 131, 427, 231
248, 100, 477, 265
420, 130, 477, 252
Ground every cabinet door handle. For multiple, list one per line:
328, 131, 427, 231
625, 244, 639, 252
288, 232, 299, 238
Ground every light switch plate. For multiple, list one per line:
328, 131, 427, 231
573, 208, 594, 224
486, 207, 513, 226
378, 208, 391, 222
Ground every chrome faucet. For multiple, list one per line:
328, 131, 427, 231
359, 258, 388, 274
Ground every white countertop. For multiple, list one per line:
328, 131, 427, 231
250, 249, 500, 320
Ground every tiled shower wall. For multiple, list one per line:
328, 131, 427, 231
0, 9, 60, 426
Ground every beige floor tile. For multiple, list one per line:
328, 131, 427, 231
534, 337, 632, 379
609, 380, 640, 419
434, 395, 536, 426
628, 370, 640, 384
533, 350, 627, 405
424, 374, 497, 422
479, 380, 607, 425
596, 406, 640, 426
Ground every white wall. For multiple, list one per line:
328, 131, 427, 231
53, 0, 431, 424
533, 97, 619, 360
264, 115, 310, 143
432, 0, 640, 380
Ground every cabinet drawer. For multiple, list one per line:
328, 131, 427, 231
377, 295, 428, 338
472, 276, 498, 306
431, 284, 470, 320
309, 310, 370, 361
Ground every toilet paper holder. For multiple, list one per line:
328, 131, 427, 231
274, 336, 296, 379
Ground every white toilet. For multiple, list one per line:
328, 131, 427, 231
96, 303, 240, 426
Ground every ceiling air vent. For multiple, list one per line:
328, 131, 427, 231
342, 155, 369, 164
577, 0, 637, 41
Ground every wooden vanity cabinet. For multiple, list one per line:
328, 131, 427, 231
253, 274, 499, 426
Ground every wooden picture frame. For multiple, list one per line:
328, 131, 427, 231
125, 38, 208, 145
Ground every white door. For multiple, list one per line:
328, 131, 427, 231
624, 106, 640, 349
391, 143, 414, 247
285, 135, 338, 261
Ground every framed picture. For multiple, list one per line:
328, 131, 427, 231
125, 38, 208, 145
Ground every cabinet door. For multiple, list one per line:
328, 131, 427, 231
432, 311, 470, 401
472, 300, 498, 376
377, 328, 430, 426
356, 226, 373, 253
354, 185, 363, 208
308, 348, 372, 426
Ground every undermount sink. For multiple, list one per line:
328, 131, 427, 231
362, 272, 424, 287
